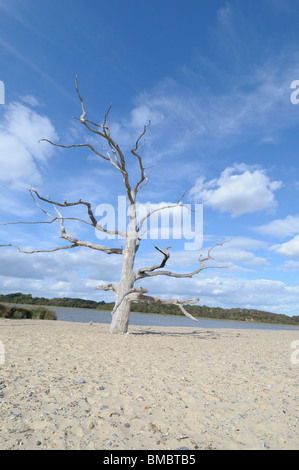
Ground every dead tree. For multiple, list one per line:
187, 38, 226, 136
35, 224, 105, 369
1, 77, 224, 334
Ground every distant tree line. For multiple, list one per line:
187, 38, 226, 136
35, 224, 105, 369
1, 292, 298, 326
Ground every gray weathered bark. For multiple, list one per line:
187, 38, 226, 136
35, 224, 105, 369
110, 204, 138, 334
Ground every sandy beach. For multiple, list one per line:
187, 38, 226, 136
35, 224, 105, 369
0, 318, 298, 450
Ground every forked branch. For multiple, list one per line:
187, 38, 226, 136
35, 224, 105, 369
29, 188, 127, 238
136, 242, 227, 280
138, 245, 171, 275
131, 121, 151, 194
0, 191, 124, 255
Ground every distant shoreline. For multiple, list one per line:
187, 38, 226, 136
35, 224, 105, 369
1, 292, 298, 327
5, 302, 299, 329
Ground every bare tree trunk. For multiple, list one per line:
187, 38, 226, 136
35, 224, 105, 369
110, 204, 137, 334
110, 296, 131, 334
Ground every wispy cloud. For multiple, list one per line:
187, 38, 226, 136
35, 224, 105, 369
116, 52, 299, 178
0, 0, 32, 29
0, 37, 74, 101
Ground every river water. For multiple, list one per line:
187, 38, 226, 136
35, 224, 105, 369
52, 307, 299, 331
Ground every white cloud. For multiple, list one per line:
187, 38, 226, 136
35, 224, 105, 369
271, 235, 299, 258
205, 237, 268, 270
211, 245, 268, 268
255, 215, 299, 239
0, 101, 58, 190
189, 164, 282, 216
0, 134, 42, 188
281, 260, 299, 271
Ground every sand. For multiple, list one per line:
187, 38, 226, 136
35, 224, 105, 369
0, 318, 298, 450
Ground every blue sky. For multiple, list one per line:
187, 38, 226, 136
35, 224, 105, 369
0, 0, 299, 315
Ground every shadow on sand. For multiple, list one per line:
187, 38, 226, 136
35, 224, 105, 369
128, 328, 226, 339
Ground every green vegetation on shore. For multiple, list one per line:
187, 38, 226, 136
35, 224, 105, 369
0, 292, 298, 326
0, 301, 57, 320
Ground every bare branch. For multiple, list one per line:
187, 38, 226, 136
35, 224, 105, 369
75, 75, 86, 122
133, 292, 199, 322
110, 285, 199, 322
0, 201, 124, 255
0, 216, 103, 230
0, 219, 58, 227
103, 103, 112, 128
0, 239, 123, 255
29, 188, 56, 220
0, 243, 78, 254
96, 283, 116, 292
38, 76, 134, 204
52, 205, 124, 254
1, 189, 96, 229
39, 138, 111, 162
73, 102, 112, 133
30, 188, 127, 238
137, 245, 171, 275
136, 242, 228, 280
73, 77, 134, 203
177, 302, 199, 321
73, 119, 135, 203
131, 121, 151, 194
